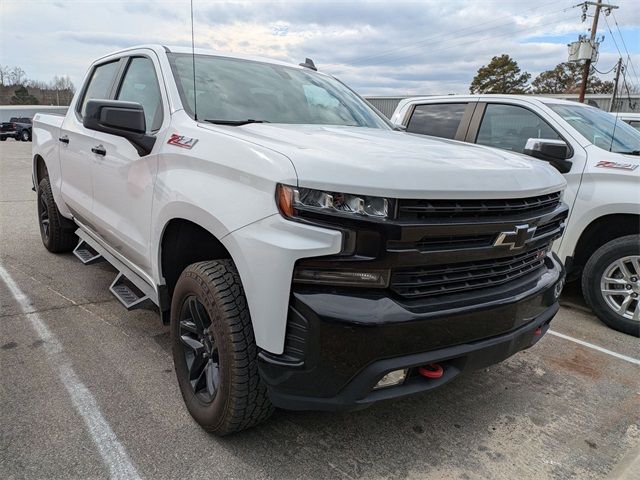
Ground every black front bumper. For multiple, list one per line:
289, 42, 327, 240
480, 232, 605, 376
258, 254, 564, 411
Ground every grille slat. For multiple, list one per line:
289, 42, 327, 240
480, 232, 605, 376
390, 247, 547, 299
397, 192, 561, 220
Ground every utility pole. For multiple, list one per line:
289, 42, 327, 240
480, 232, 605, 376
609, 58, 623, 112
577, 0, 618, 103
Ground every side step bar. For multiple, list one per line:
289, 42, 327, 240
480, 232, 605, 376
73, 229, 158, 310
110, 273, 150, 309
73, 240, 102, 264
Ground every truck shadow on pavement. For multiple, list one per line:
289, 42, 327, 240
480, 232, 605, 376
210, 348, 627, 480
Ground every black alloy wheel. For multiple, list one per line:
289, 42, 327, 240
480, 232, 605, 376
38, 192, 51, 244
178, 295, 221, 403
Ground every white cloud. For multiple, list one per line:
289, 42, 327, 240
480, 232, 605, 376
0, 0, 638, 95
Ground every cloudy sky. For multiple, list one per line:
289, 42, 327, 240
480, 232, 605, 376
1, 0, 639, 96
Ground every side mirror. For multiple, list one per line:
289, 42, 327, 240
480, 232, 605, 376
523, 138, 573, 174
83, 100, 156, 156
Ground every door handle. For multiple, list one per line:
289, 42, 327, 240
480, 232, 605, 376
58, 136, 69, 144
91, 144, 106, 156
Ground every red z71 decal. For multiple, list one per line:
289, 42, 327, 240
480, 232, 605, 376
167, 133, 198, 149
595, 160, 638, 171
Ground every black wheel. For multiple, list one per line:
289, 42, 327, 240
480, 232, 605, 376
37, 177, 78, 253
171, 260, 273, 435
21, 130, 31, 142
582, 235, 640, 337
0, 136, 6, 141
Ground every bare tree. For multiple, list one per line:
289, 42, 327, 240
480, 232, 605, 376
0, 65, 10, 86
9, 66, 26, 85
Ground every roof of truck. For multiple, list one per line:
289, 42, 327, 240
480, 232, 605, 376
397, 95, 584, 106
95, 44, 314, 72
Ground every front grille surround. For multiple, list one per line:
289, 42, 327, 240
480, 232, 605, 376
396, 191, 562, 220
293, 191, 568, 302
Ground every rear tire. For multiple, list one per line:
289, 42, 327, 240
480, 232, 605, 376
21, 130, 31, 142
37, 177, 78, 253
582, 235, 640, 337
171, 260, 273, 435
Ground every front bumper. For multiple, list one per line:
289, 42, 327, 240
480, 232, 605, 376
258, 254, 564, 411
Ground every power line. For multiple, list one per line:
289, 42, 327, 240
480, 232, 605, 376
610, 11, 640, 88
592, 62, 618, 75
602, 14, 624, 61
323, 0, 576, 69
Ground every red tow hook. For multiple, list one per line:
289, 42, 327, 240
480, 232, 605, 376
534, 327, 543, 336
418, 363, 444, 379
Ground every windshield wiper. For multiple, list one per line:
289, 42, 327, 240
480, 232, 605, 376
616, 150, 640, 156
203, 119, 270, 126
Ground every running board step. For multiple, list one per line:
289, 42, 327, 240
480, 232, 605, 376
73, 227, 159, 309
73, 240, 102, 264
110, 273, 150, 309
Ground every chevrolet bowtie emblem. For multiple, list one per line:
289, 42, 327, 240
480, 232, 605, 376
494, 224, 537, 250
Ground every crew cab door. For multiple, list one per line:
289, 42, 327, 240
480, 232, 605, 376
59, 59, 121, 225
89, 54, 167, 274
467, 102, 587, 213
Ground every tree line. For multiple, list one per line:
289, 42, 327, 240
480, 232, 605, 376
469, 54, 614, 95
0, 65, 76, 106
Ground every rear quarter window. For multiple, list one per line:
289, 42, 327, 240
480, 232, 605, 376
406, 103, 467, 139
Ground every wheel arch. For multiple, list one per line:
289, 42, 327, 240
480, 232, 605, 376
33, 154, 48, 186
571, 213, 640, 276
158, 217, 232, 302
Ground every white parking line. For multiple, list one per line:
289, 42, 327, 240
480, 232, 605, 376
548, 330, 640, 366
0, 264, 141, 480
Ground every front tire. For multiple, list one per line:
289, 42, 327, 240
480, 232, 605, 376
171, 260, 273, 435
37, 177, 78, 253
582, 235, 640, 337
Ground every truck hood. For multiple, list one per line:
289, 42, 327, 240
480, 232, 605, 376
204, 124, 567, 199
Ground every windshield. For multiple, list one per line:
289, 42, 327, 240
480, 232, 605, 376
168, 53, 390, 129
548, 103, 640, 154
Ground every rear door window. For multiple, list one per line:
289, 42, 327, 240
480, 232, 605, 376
625, 120, 640, 132
406, 103, 468, 139
78, 61, 120, 118
476, 104, 560, 153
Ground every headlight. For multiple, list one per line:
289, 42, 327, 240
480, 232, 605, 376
276, 184, 390, 219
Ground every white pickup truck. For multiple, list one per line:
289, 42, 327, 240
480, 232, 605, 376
392, 96, 640, 336
33, 45, 567, 435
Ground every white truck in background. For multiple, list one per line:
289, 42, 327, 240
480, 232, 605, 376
392, 95, 640, 336
32, 46, 568, 434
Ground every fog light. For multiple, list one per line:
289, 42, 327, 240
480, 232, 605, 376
554, 279, 564, 299
374, 369, 407, 389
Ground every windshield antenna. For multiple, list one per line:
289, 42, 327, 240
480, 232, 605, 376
190, 0, 198, 121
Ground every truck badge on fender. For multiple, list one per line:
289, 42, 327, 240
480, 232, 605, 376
595, 160, 638, 171
167, 133, 198, 149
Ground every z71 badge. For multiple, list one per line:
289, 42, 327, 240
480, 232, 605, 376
595, 160, 638, 171
167, 133, 198, 149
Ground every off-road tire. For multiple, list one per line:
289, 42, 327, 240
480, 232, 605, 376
21, 130, 31, 142
582, 235, 640, 337
37, 177, 78, 253
171, 260, 274, 435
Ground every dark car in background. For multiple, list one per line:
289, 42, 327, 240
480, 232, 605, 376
0, 117, 33, 141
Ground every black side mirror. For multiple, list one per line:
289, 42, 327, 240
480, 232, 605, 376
523, 138, 572, 174
83, 100, 156, 156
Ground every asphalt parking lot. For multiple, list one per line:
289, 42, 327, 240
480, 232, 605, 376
1, 140, 638, 480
